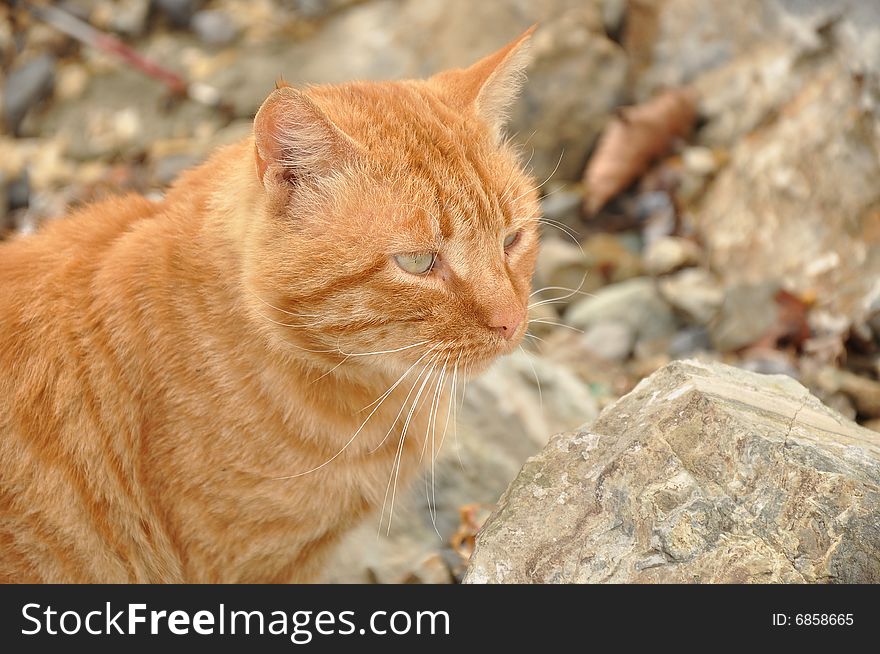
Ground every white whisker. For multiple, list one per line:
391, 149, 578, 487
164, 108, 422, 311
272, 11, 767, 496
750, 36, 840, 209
310, 351, 352, 385
381, 361, 437, 536
528, 274, 593, 312
420, 357, 447, 538
520, 345, 544, 413
253, 308, 341, 353
338, 340, 429, 357
368, 350, 440, 453
540, 218, 584, 253
430, 354, 450, 536
529, 280, 592, 299
509, 149, 565, 205
450, 355, 465, 472
247, 287, 321, 319
528, 319, 584, 333
310, 340, 432, 386
274, 345, 437, 480
499, 145, 536, 206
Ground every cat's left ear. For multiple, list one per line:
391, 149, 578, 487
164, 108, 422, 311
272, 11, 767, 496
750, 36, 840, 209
433, 25, 536, 143
253, 85, 359, 187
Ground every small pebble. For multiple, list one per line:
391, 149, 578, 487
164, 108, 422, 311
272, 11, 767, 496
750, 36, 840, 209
643, 236, 702, 276
580, 321, 635, 363
154, 0, 202, 28
192, 10, 240, 47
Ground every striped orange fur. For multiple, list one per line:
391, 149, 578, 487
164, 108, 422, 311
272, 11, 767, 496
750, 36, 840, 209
0, 29, 540, 583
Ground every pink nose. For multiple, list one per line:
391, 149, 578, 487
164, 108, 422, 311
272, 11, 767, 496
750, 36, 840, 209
488, 307, 523, 341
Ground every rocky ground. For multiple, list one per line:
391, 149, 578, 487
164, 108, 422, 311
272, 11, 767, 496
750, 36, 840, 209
2, 0, 879, 582
466, 359, 880, 583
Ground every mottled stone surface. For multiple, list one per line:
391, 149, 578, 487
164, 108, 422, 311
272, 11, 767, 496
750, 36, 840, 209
628, 0, 781, 98
565, 277, 677, 344
695, 61, 880, 334
465, 359, 880, 583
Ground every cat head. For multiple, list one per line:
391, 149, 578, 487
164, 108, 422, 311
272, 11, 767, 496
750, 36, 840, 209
244, 28, 540, 379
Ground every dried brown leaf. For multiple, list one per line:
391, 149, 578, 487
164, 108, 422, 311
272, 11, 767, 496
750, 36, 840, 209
751, 289, 812, 351
583, 88, 698, 215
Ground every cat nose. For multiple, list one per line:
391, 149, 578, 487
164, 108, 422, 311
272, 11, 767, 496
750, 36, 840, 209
487, 306, 523, 341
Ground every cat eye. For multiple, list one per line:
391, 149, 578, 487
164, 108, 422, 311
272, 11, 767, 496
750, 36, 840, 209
503, 231, 521, 250
394, 252, 436, 275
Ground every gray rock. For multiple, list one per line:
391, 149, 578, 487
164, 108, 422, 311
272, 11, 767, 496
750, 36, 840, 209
710, 282, 779, 352
3, 55, 56, 135
6, 172, 30, 211
738, 350, 800, 379
33, 70, 223, 161
689, 1, 880, 147
104, 0, 151, 36
668, 326, 712, 359
602, 0, 627, 36
579, 320, 635, 362
323, 350, 598, 583
695, 59, 880, 335
642, 236, 702, 276
532, 233, 643, 314
773, 0, 880, 78
693, 38, 814, 147
639, 191, 678, 247
154, 0, 202, 28
191, 10, 240, 47
57, 1, 93, 21
629, 0, 782, 99
465, 359, 880, 583
459, 350, 599, 472
659, 267, 723, 326
565, 277, 677, 343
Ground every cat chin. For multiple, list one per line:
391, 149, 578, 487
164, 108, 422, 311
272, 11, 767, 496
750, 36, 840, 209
456, 347, 522, 378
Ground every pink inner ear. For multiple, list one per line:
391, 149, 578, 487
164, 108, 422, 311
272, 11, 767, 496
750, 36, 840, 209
253, 90, 288, 185
255, 144, 269, 183
253, 87, 358, 186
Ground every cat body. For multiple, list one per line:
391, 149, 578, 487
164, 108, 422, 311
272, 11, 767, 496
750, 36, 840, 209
0, 30, 539, 582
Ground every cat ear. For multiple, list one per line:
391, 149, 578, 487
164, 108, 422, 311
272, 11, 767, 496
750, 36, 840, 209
253, 86, 358, 186
433, 25, 536, 142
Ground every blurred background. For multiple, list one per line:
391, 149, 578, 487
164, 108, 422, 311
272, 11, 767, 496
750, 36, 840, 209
2, 0, 879, 583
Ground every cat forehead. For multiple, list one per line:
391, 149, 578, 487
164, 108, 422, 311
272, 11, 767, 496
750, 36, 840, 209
374, 189, 533, 251
309, 82, 537, 232
366, 159, 536, 244
310, 82, 477, 151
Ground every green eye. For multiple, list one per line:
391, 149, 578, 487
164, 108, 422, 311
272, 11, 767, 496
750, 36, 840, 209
394, 252, 436, 275
503, 231, 521, 249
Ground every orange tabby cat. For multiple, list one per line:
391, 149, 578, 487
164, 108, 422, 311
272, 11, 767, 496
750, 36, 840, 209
0, 29, 539, 583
